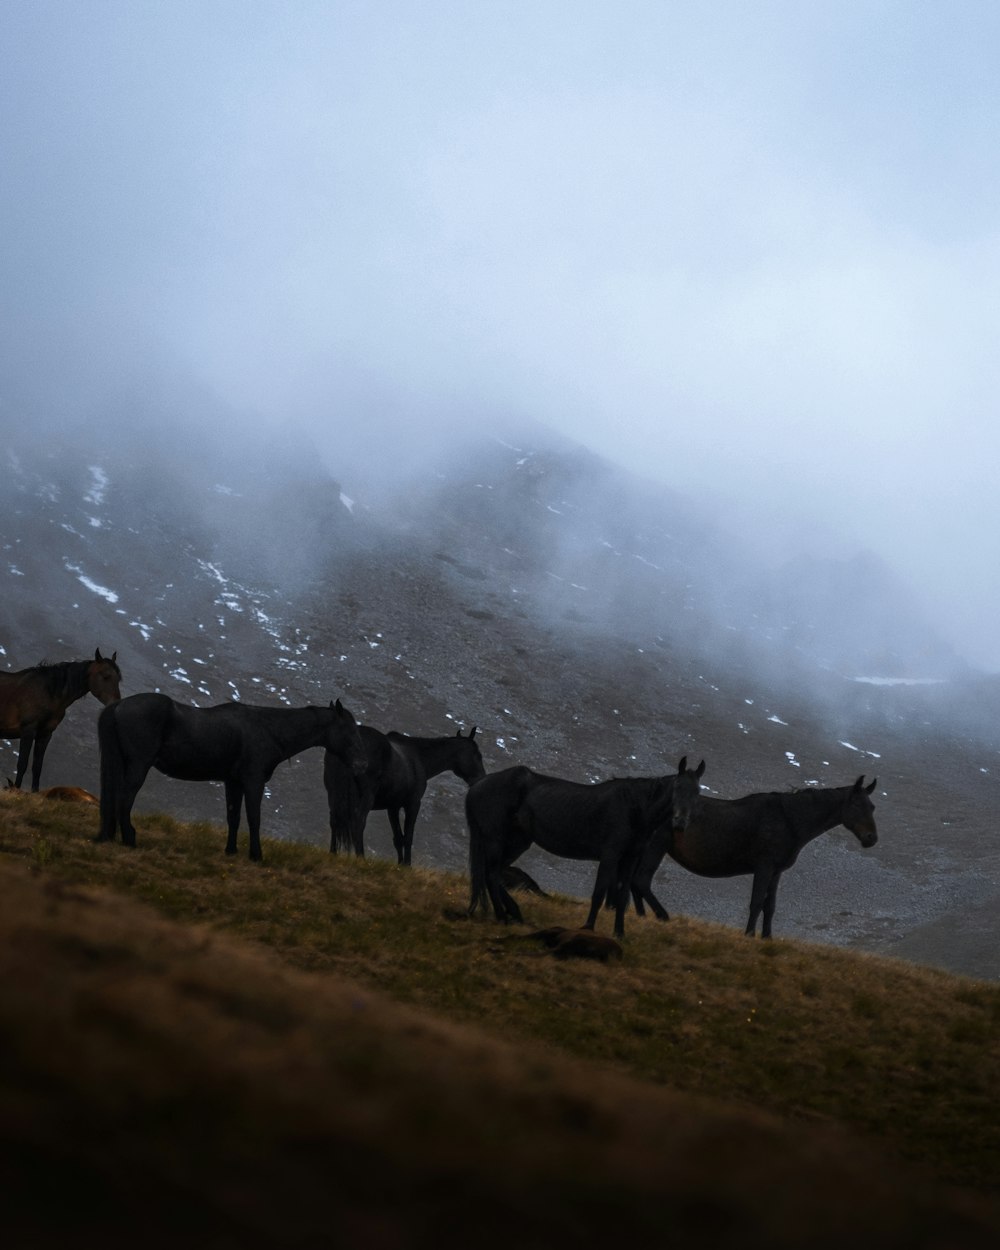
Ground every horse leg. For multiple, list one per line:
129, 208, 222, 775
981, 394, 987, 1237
243, 784, 264, 863
400, 799, 421, 866
760, 872, 782, 940
29, 731, 54, 792
351, 796, 370, 857
640, 882, 670, 921
745, 866, 776, 937
387, 807, 406, 864
585, 857, 619, 933
116, 763, 149, 847
224, 780, 244, 857
487, 870, 523, 924
14, 732, 35, 790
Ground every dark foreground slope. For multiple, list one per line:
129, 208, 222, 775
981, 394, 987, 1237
2, 795, 999, 1248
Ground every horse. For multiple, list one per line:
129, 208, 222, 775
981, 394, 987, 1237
325, 725, 485, 864
0, 650, 121, 791
5, 779, 98, 805
467, 756, 705, 939
98, 693, 365, 861
625, 776, 879, 938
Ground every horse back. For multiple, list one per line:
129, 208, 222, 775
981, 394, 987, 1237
110, 693, 246, 781
665, 793, 789, 877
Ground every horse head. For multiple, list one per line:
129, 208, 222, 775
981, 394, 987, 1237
843, 775, 878, 847
668, 755, 706, 831
89, 649, 122, 705
328, 698, 367, 776
453, 724, 487, 786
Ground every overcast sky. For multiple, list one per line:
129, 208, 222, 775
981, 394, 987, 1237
3, 2, 1000, 668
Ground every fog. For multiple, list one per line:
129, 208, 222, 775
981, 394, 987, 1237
3, 2, 1000, 669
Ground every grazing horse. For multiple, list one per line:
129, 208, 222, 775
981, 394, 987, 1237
98, 693, 365, 861
626, 776, 879, 938
0, 650, 121, 791
467, 756, 705, 938
326, 725, 485, 864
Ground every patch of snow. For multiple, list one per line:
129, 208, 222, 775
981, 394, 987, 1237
84, 466, 109, 506
340, 491, 355, 512
785, 751, 801, 767
853, 676, 946, 686
767, 714, 788, 725
65, 562, 119, 604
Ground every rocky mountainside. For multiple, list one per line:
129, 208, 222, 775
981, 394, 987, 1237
2, 421, 998, 979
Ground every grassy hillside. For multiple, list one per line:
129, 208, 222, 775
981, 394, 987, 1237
2, 790, 999, 1247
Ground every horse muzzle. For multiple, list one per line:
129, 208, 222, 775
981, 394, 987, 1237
853, 825, 878, 848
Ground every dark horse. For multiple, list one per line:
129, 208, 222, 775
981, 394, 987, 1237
467, 756, 705, 938
0, 650, 121, 791
98, 693, 365, 861
326, 725, 485, 864
625, 776, 879, 938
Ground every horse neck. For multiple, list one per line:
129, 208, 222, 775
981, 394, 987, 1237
46, 661, 93, 708
262, 706, 330, 758
781, 786, 852, 844
394, 736, 464, 779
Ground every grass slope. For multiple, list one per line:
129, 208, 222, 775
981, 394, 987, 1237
1, 792, 999, 1247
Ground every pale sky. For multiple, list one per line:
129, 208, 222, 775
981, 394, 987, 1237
3, 2, 1000, 666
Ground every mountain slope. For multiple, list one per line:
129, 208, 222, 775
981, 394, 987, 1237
2, 423, 998, 979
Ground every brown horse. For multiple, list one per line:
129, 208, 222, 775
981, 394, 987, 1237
0, 650, 121, 791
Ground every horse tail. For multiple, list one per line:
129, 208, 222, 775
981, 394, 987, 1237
98, 703, 123, 841
325, 754, 360, 853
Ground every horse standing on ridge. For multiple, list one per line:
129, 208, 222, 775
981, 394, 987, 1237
467, 756, 705, 939
0, 650, 121, 791
98, 693, 365, 861
326, 725, 485, 864
625, 776, 879, 938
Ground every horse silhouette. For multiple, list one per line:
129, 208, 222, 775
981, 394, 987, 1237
0, 650, 121, 791
626, 776, 879, 937
326, 725, 485, 864
467, 756, 705, 938
98, 693, 365, 861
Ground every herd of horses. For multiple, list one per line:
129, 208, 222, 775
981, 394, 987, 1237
0, 650, 880, 939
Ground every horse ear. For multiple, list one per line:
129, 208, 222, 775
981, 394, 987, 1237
695, 759, 706, 778
853, 776, 866, 791
95, 648, 103, 661
334, 698, 343, 711
470, 725, 477, 740
865, 777, 877, 794
111, 651, 117, 662
677, 755, 688, 774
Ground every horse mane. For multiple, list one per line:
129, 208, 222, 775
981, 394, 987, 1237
30, 660, 88, 700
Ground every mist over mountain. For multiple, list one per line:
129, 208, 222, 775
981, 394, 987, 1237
2, 405, 998, 981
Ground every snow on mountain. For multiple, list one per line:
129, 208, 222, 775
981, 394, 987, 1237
2, 428, 998, 979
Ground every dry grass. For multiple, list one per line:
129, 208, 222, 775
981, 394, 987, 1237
2, 792, 1000, 1245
